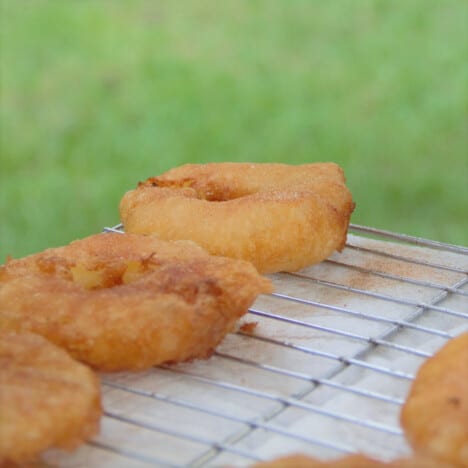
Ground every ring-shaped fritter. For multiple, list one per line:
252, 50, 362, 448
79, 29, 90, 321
0, 233, 272, 371
0, 332, 101, 465
119, 163, 355, 274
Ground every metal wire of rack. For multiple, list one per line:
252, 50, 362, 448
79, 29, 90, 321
45, 224, 468, 468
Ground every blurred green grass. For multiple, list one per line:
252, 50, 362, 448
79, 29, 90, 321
1, 0, 467, 260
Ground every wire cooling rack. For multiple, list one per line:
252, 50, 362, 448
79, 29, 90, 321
45, 224, 468, 468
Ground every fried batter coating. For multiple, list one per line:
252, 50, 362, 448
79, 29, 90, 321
251, 453, 453, 467
401, 332, 468, 467
0, 233, 272, 371
119, 163, 355, 273
0, 332, 101, 466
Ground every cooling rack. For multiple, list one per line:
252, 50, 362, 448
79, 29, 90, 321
45, 224, 468, 468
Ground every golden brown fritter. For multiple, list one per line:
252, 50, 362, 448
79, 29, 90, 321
401, 332, 468, 467
0, 332, 101, 466
0, 232, 272, 371
119, 162, 355, 273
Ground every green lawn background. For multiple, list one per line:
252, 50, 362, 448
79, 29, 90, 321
1, 0, 467, 260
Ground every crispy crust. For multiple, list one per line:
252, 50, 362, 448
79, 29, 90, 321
0, 332, 101, 465
0, 232, 272, 371
401, 332, 468, 467
119, 163, 355, 273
